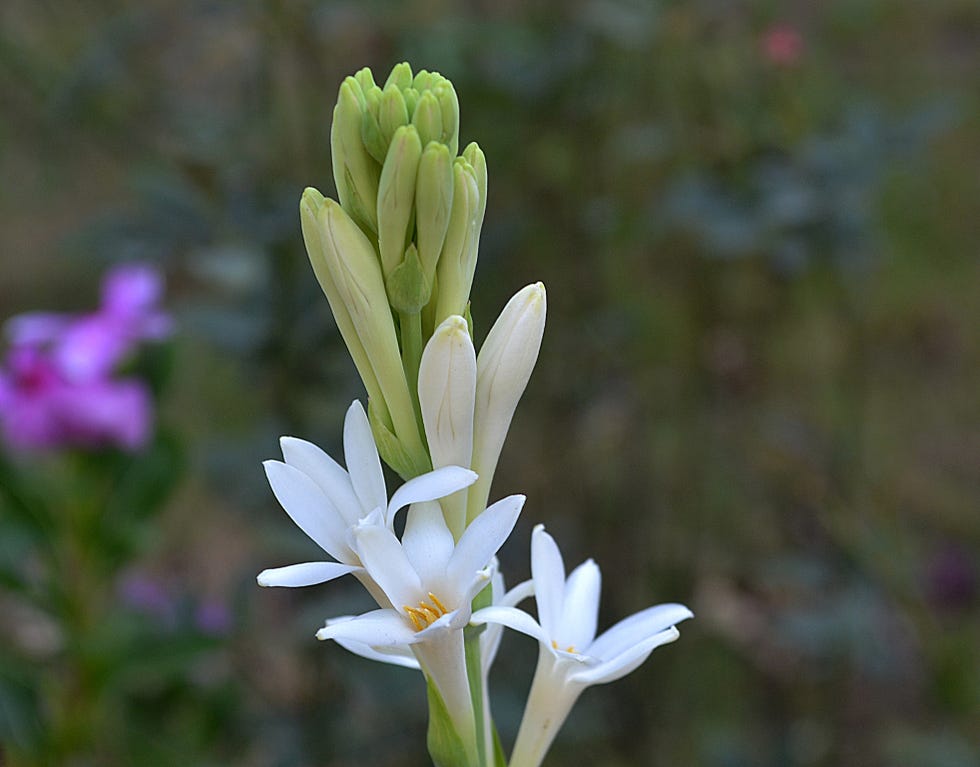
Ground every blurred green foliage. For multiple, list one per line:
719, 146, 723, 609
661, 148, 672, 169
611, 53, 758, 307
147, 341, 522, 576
1, 0, 978, 765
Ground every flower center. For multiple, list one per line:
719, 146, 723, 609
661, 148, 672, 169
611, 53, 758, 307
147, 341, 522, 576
551, 639, 576, 653
403, 592, 450, 631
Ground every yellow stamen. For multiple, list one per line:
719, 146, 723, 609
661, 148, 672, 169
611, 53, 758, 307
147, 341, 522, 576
402, 593, 451, 631
550, 639, 575, 653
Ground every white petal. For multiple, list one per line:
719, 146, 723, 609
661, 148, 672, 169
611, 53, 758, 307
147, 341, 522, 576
280, 436, 362, 526
256, 561, 359, 587
354, 523, 423, 609
447, 495, 525, 588
316, 608, 419, 648
264, 460, 352, 562
501, 578, 534, 608
343, 400, 387, 515
326, 616, 422, 670
402, 501, 456, 584
530, 525, 566, 636
587, 603, 693, 660
569, 626, 680, 686
386, 465, 478, 527
471, 605, 551, 646
558, 559, 601, 650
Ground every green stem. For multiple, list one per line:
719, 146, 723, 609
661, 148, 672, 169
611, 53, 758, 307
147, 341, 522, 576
466, 583, 494, 767
399, 308, 426, 445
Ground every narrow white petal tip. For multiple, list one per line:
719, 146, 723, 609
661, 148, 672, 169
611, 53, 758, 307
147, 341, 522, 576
532, 523, 546, 534
256, 571, 272, 587
315, 628, 329, 640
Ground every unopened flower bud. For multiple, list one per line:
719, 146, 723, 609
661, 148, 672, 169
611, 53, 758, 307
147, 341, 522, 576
467, 282, 546, 523
300, 188, 383, 411
434, 159, 481, 325
384, 61, 414, 91
331, 78, 380, 234
377, 125, 423, 280
379, 83, 410, 147
412, 90, 443, 148
418, 315, 477, 537
415, 142, 454, 285
316, 197, 426, 468
434, 83, 460, 157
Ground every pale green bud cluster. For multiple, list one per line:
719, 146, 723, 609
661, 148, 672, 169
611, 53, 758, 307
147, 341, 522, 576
303, 62, 489, 479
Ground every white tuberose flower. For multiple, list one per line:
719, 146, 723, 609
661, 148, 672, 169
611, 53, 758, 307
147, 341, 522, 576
472, 525, 693, 767
256, 400, 477, 591
316, 495, 525, 754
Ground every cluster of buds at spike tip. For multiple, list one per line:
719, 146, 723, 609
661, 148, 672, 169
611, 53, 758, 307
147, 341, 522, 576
302, 62, 490, 480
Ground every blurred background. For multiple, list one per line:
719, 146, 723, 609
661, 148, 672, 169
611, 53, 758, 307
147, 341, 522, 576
1, 1, 978, 765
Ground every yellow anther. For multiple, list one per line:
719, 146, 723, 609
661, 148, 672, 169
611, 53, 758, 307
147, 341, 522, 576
550, 639, 575, 653
428, 592, 449, 614
403, 594, 451, 631
403, 606, 428, 631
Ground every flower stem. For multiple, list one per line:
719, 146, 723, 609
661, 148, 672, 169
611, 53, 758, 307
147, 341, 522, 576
399, 308, 426, 451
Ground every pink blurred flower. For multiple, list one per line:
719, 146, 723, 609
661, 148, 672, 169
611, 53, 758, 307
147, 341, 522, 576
762, 23, 804, 66
0, 262, 170, 452
0, 346, 152, 451
6, 262, 173, 380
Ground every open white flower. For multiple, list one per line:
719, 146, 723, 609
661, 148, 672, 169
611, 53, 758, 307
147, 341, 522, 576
323, 561, 533, 674
256, 399, 477, 592
316, 494, 525, 756
472, 525, 693, 767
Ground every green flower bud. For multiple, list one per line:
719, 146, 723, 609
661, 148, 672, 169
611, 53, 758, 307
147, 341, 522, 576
331, 78, 380, 234
360, 86, 387, 164
379, 83, 410, 147
415, 142, 454, 285
413, 68, 436, 92
402, 87, 419, 117
377, 124, 422, 280
434, 159, 480, 324
316, 197, 427, 467
384, 61, 414, 91
353, 66, 377, 94
301, 189, 386, 419
434, 83, 460, 157
412, 90, 443, 149
462, 142, 488, 222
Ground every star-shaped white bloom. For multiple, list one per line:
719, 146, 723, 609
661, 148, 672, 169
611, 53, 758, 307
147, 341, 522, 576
471, 524, 692, 767
321, 561, 533, 674
315, 494, 525, 754
256, 400, 477, 591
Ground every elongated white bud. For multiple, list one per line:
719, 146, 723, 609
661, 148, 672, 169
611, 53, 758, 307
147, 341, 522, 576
467, 282, 546, 524
419, 315, 477, 537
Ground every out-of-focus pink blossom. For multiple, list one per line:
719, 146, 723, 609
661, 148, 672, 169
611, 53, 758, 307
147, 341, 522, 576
6, 262, 173, 381
762, 23, 804, 66
0, 346, 152, 451
0, 262, 170, 453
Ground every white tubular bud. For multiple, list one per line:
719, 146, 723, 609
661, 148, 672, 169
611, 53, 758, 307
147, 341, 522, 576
467, 282, 547, 524
418, 315, 477, 538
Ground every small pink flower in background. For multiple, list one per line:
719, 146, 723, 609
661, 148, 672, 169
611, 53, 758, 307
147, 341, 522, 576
0, 262, 171, 453
762, 23, 804, 66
